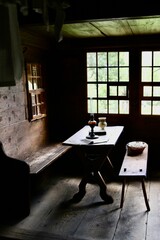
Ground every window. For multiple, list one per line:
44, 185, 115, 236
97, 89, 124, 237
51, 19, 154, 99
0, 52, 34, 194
87, 51, 129, 114
26, 63, 46, 121
141, 51, 160, 115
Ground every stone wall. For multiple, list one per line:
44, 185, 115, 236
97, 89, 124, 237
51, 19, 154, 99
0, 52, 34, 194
0, 30, 51, 160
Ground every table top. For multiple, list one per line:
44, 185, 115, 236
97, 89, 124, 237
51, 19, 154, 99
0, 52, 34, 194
63, 125, 124, 147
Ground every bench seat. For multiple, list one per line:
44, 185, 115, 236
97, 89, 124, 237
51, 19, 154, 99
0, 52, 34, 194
24, 143, 72, 174
119, 143, 150, 211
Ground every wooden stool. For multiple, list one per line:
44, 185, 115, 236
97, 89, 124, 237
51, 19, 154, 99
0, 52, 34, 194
119, 143, 150, 211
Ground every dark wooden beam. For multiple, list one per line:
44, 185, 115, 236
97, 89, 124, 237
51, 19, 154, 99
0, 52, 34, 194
18, 0, 160, 25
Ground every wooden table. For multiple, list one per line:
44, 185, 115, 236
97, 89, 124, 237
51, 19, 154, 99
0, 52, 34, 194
63, 125, 124, 203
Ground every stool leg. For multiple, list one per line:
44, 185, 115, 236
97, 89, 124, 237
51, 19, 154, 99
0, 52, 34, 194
120, 178, 126, 208
141, 178, 150, 211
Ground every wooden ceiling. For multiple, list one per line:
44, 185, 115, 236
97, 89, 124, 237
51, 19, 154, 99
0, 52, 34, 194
20, 16, 160, 39
19, 0, 160, 40
60, 16, 160, 38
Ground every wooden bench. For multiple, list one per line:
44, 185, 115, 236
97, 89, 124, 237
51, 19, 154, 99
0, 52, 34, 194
0, 141, 30, 221
24, 143, 72, 174
0, 141, 72, 222
119, 143, 150, 211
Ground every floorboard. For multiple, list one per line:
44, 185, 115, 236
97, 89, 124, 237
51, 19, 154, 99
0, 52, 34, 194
146, 179, 160, 240
0, 172, 160, 240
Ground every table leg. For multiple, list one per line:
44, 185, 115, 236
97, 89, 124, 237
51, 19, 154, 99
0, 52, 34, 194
94, 171, 113, 203
72, 171, 113, 204
72, 173, 91, 202
71, 151, 114, 203
72, 154, 114, 204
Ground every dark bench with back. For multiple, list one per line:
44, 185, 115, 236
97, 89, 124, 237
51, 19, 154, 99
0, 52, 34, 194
0, 141, 72, 222
0, 142, 30, 222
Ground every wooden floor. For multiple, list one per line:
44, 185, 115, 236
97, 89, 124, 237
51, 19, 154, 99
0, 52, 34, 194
0, 168, 160, 240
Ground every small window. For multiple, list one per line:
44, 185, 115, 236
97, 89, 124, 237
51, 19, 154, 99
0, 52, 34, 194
26, 63, 46, 121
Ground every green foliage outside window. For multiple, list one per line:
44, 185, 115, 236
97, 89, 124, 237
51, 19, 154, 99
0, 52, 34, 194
87, 51, 129, 114
141, 51, 160, 115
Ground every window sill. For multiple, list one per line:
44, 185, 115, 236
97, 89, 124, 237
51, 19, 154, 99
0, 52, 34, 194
31, 114, 47, 122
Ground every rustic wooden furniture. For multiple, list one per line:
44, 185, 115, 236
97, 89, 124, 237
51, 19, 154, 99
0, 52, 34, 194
119, 143, 150, 211
24, 143, 72, 174
63, 125, 124, 203
0, 141, 71, 222
0, 141, 30, 222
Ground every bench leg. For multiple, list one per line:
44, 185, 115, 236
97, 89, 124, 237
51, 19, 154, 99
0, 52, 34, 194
141, 178, 150, 211
120, 178, 126, 208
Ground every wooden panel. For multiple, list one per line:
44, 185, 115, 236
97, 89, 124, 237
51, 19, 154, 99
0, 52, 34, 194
128, 17, 160, 35
20, 28, 52, 49
93, 20, 132, 36
62, 22, 105, 38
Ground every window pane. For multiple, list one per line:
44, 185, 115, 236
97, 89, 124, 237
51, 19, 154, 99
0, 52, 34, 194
32, 65, 37, 76
142, 52, 152, 66
153, 86, 160, 96
87, 51, 129, 115
98, 52, 107, 66
119, 100, 129, 114
153, 101, 160, 115
33, 78, 38, 89
87, 68, 97, 81
118, 86, 127, 96
108, 52, 118, 66
28, 80, 33, 90
32, 106, 36, 116
143, 86, 152, 96
108, 68, 118, 81
119, 52, 129, 66
87, 84, 97, 98
98, 68, 107, 81
153, 51, 160, 66
36, 65, 41, 76
109, 100, 118, 113
87, 53, 96, 66
88, 99, 97, 113
98, 84, 107, 97
119, 68, 129, 81
98, 100, 107, 113
141, 67, 152, 82
109, 86, 117, 96
31, 94, 35, 105
141, 100, 151, 115
153, 67, 160, 82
